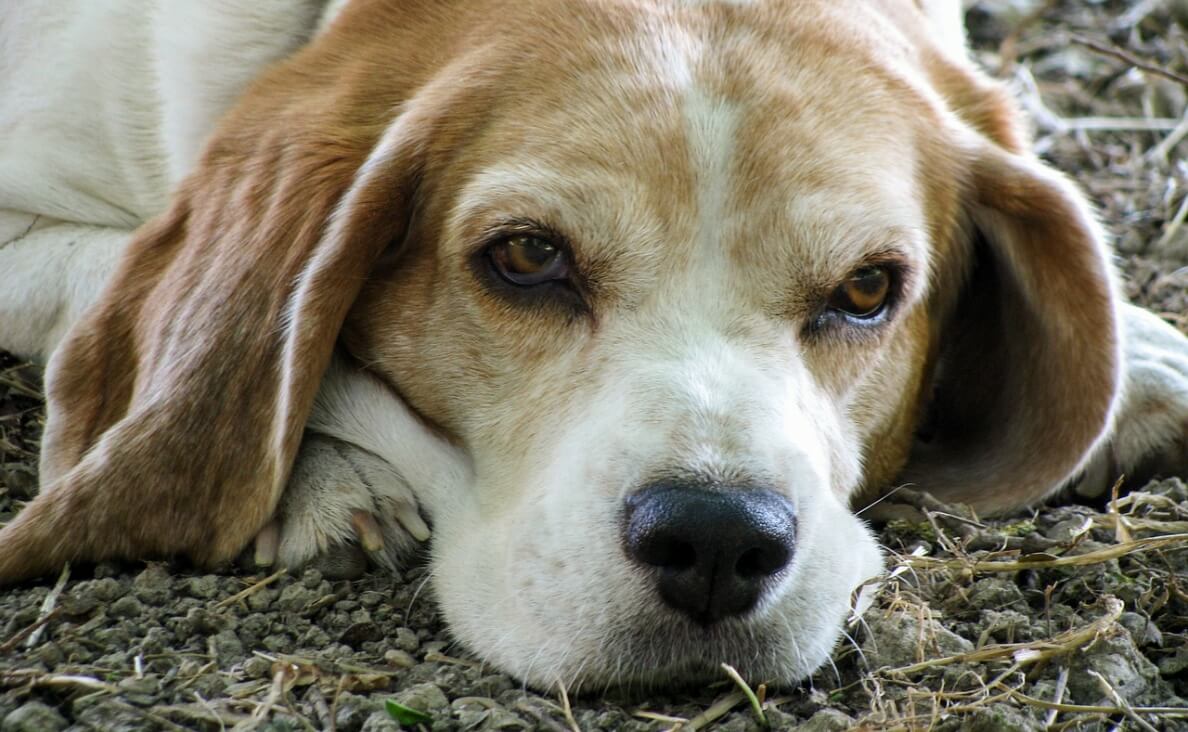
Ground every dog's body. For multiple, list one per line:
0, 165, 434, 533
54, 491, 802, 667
1, 0, 1186, 689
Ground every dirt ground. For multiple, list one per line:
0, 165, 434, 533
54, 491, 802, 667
3, 1, 1188, 730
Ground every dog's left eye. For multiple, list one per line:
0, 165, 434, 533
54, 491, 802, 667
827, 266, 891, 319
488, 235, 569, 286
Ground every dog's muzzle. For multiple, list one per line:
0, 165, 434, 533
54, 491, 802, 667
622, 484, 797, 625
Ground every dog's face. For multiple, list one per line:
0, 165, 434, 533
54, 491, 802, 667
340, 3, 964, 687
3, 0, 1121, 690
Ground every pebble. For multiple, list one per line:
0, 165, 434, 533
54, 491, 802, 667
185, 575, 220, 599
395, 682, 450, 714
277, 583, 318, 612
361, 711, 402, 731
132, 564, 174, 605
384, 649, 417, 669
1, 702, 67, 732
108, 595, 144, 618
86, 577, 126, 603
800, 708, 856, 731
862, 610, 974, 668
211, 628, 246, 664
247, 587, 277, 611
1067, 633, 1158, 704
393, 626, 420, 653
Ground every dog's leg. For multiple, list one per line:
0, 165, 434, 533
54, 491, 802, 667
1076, 303, 1188, 496
0, 213, 130, 361
254, 353, 473, 578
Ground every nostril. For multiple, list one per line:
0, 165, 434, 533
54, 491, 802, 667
636, 535, 697, 571
735, 544, 790, 578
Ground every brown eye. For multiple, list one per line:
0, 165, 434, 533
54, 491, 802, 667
489, 235, 569, 286
828, 266, 891, 319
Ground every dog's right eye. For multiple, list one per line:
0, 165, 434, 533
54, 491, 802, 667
827, 266, 891, 319
488, 235, 569, 286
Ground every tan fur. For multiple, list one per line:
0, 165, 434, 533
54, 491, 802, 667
0, 0, 1119, 591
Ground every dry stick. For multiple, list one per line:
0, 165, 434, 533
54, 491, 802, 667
329, 674, 347, 732
26, 563, 69, 649
1089, 670, 1160, 732
1156, 191, 1188, 253
0, 607, 62, 655
1069, 35, 1188, 87
884, 597, 1124, 676
193, 693, 229, 732
902, 533, 1188, 573
676, 691, 746, 732
1045, 667, 1069, 728
308, 686, 333, 732
556, 681, 582, 732
0, 670, 119, 694
215, 568, 286, 610
1003, 688, 1188, 718
1149, 106, 1188, 162
720, 663, 767, 728
635, 711, 689, 725
1061, 117, 1181, 132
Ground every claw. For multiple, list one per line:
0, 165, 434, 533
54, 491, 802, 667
394, 503, 431, 542
351, 510, 385, 552
254, 519, 280, 567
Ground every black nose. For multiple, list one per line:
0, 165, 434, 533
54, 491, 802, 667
622, 484, 797, 625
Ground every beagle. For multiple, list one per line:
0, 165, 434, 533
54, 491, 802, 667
1, 0, 1186, 690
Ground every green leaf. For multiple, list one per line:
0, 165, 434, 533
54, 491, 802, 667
386, 699, 433, 726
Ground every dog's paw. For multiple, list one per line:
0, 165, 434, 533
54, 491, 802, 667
252, 434, 430, 579
1075, 304, 1188, 498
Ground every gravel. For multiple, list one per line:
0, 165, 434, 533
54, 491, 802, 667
3, 0, 1188, 729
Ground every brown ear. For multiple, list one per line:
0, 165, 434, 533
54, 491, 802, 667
903, 144, 1122, 514
0, 89, 426, 583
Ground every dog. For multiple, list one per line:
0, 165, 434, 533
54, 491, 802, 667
1, 0, 1186, 690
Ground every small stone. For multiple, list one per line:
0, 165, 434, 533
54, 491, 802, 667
185, 575, 220, 599
862, 610, 974, 668
247, 587, 276, 611
132, 564, 173, 605
276, 584, 318, 612
35, 642, 64, 667
243, 656, 273, 679
1159, 644, 1188, 676
799, 709, 855, 732
384, 649, 417, 669
361, 711, 401, 732
2, 701, 68, 732
117, 675, 159, 706
966, 578, 1025, 609
211, 629, 246, 664
960, 706, 1043, 731
88, 577, 126, 603
482, 707, 529, 729
62, 589, 99, 615
393, 627, 419, 653
359, 591, 386, 608
109, 595, 144, 618
301, 568, 324, 589
1067, 633, 1157, 704
394, 682, 450, 714
1119, 612, 1163, 648
341, 622, 383, 646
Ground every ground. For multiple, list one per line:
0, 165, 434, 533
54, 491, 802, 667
2, 0, 1188, 729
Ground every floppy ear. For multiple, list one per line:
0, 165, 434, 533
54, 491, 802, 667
903, 143, 1122, 514
0, 96, 426, 582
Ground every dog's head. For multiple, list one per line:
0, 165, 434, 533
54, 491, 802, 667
0, 0, 1120, 688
